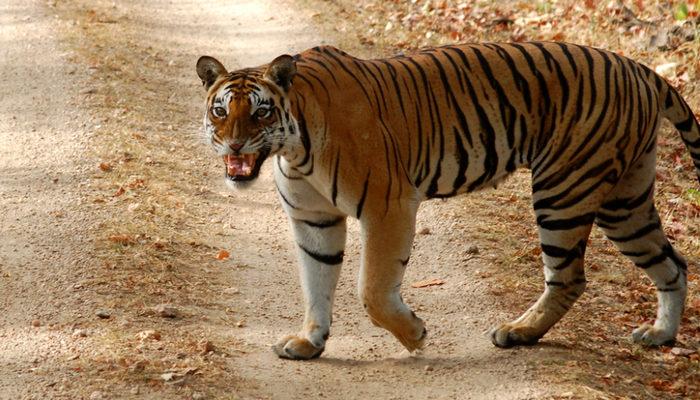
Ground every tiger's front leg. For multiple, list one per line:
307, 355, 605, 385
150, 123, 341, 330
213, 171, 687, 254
358, 206, 427, 352
272, 166, 346, 360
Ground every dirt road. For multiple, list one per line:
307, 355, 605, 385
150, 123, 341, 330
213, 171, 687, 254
4, 0, 661, 399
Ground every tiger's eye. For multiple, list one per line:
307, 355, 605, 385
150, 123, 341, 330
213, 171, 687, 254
254, 108, 271, 119
212, 107, 227, 118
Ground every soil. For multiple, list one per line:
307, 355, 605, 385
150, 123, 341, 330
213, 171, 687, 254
0, 1, 696, 400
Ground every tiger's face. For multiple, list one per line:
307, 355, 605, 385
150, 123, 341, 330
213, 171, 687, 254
196, 55, 296, 189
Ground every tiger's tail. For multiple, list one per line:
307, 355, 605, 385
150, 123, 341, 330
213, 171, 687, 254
660, 79, 700, 185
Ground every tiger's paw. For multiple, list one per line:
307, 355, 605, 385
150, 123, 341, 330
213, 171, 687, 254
632, 324, 676, 347
397, 325, 428, 353
490, 323, 542, 348
272, 335, 325, 360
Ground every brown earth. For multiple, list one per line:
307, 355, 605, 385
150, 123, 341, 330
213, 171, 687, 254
0, 0, 697, 399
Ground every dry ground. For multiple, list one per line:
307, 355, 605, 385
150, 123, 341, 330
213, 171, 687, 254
0, 0, 697, 399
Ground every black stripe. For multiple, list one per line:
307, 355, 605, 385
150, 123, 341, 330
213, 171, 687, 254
541, 240, 586, 270
537, 212, 596, 231
665, 243, 688, 269
305, 57, 339, 85
596, 211, 629, 225
405, 57, 443, 188
555, 42, 578, 76
472, 47, 518, 149
275, 183, 298, 210
635, 252, 668, 269
607, 220, 661, 243
665, 89, 674, 108
510, 43, 551, 117
533, 43, 570, 116
533, 160, 613, 211
296, 217, 344, 229
601, 181, 654, 211
491, 44, 532, 113
579, 45, 597, 121
275, 156, 301, 180
620, 249, 649, 257
675, 115, 695, 132
331, 150, 340, 206
356, 170, 371, 219
295, 72, 331, 103
298, 243, 344, 265
451, 127, 469, 193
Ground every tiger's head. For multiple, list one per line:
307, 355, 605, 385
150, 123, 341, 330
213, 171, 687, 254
196, 55, 297, 189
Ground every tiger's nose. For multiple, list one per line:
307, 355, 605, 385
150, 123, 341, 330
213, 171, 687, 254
229, 143, 243, 152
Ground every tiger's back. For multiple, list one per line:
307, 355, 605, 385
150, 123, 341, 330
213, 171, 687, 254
290, 42, 696, 206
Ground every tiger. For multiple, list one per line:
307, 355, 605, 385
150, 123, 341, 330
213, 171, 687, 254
196, 42, 699, 360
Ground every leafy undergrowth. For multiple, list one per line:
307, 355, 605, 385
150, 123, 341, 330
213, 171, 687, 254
307, 0, 700, 398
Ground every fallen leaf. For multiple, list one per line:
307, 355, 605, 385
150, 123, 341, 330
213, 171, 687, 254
108, 234, 134, 245
128, 178, 145, 189
411, 278, 445, 288
655, 62, 678, 77
670, 347, 697, 357
216, 250, 230, 260
649, 379, 672, 391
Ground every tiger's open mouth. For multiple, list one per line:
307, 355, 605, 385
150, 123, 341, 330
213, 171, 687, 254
223, 151, 268, 181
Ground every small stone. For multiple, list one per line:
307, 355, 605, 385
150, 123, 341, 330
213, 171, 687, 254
130, 386, 140, 395
31, 319, 41, 327
466, 245, 479, 255
153, 304, 178, 318
136, 330, 161, 341
160, 372, 175, 381
198, 339, 215, 355
236, 320, 245, 328
89, 391, 103, 400
72, 329, 87, 338
424, 365, 434, 372
223, 287, 240, 295
96, 310, 111, 319
418, 227, 431, 235
192, 392, 207, 400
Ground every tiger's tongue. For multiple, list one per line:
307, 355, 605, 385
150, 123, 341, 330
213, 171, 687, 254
224, 154, 256, 176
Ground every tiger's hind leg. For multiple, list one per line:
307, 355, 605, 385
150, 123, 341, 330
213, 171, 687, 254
490, 209, 593, 348
596, 150, 687, 346
490, 161, 620, 348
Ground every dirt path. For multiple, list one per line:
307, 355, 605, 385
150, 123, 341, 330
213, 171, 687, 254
0, 0, 102, 397
0, 1, 579, 399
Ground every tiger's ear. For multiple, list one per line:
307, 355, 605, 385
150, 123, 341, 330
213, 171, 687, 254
196, 56, 227, 90
264, 54, 296, 91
